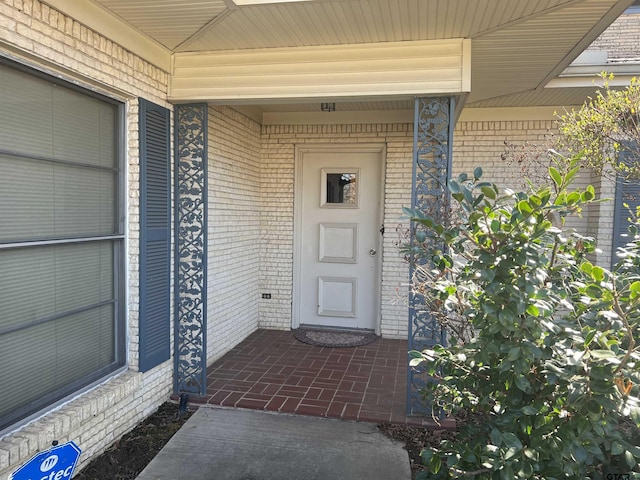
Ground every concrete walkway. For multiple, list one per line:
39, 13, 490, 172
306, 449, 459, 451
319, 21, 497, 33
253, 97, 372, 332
135, 406, 411, 480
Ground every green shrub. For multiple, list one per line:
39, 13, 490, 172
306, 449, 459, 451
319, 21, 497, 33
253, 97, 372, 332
405, 159, 640, 479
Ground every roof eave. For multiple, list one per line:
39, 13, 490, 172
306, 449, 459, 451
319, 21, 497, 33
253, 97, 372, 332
546, 62, 640, 88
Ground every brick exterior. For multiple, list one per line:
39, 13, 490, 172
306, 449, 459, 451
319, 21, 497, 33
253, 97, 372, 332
0, 1, 173, 478
454, 119, 615, 264
207, 106, 262, 363
0, 0, 626, 477
255, 119, 616, 341
453, 120, 556, 188
587, 12, 640, 61
259, 124, 414, 339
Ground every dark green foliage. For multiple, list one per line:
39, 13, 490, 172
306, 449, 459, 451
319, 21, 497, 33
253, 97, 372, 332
404, 157, 640, 479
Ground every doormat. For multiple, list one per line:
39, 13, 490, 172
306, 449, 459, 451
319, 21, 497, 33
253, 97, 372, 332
293, 328, 378, 348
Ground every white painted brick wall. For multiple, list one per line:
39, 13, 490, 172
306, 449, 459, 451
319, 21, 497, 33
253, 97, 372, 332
588, 12, 640, 61
259, 123, 414, 339
0, 0, 623, 474
258, 136, 296, 331
0, 1, 173, 478
207, 106, 262, 363
257, 118, 616, 341
381, 137, 414, 338
454, 119, 614, 263
0, 365, 173, 480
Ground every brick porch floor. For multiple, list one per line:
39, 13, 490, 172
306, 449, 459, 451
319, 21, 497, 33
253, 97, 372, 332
198, 329, 440, 426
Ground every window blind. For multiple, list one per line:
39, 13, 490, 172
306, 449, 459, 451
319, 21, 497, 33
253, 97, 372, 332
0, 60, 124, 432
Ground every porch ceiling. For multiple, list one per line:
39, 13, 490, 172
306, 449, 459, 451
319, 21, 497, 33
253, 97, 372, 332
45, 0, 634, 111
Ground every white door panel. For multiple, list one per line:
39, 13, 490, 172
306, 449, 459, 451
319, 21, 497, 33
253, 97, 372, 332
295, 147, 382, 331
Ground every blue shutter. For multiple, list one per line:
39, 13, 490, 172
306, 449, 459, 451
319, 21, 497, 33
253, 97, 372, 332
139, 98, 171, 372
612, 145, 640, 267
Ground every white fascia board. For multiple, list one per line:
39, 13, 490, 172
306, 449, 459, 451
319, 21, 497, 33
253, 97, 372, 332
170, 39, 471, 103
571, 50, 609, 66
42, 0, 172, 72
546, 63, 640, 88
462, 39, 472, 93
547, 75, 638, 88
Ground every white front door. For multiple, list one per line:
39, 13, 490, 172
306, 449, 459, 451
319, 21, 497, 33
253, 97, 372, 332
294, 145, 383, 331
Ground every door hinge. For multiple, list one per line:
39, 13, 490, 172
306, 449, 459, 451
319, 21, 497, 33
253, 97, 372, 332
379, 225, 385, 236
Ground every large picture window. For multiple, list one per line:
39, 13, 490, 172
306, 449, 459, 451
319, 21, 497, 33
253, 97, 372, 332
0, 59, 125, 432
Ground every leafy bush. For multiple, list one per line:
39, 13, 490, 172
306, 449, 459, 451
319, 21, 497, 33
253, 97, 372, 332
558, 74, 640, 181
405, 158, 640, 479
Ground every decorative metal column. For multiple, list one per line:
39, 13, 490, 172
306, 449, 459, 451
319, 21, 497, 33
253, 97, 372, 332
407, 97, 454, 415
174, 104, 208, 396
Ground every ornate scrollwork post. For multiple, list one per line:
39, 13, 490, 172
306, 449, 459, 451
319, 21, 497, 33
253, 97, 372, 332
174, 104, 207, 396
407, 97, 454, 415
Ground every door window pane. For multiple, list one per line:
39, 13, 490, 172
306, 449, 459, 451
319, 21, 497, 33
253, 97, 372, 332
321, 168, 359, 208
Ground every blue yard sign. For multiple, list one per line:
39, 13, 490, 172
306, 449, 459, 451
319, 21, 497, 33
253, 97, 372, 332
10, 441, 81, 480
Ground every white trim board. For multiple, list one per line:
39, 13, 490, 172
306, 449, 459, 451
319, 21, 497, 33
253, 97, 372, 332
170, 39, 471, 103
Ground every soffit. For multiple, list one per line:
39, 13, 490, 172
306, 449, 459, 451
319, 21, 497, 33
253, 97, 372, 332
89, 0, 575, 52
58, 0, 632, 108
468, 0, 631, 104
468, 86, 605, 108
257, 100, 414, 112
229, 88, 605, 112
95, 0, 229, 50
467, 81, 637, 108
177, 0, 574, 52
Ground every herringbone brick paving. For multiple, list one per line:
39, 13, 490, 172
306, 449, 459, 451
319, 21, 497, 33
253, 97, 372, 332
201, 329, 437, 426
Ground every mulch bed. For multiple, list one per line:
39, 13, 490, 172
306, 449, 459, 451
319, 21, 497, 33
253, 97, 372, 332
379, 422, 456, 478
74, 402, 193, 480
72, 399, 637, 479
73, 400, 452, 480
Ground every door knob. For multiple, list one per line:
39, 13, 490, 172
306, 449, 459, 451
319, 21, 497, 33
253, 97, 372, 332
369, 248, 377, 256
